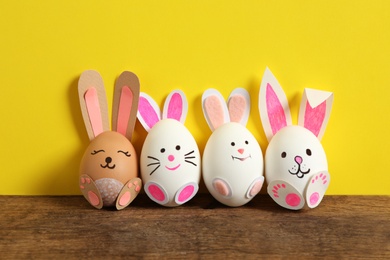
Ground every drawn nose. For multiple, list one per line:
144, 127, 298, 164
238, 149, 244, 154
168, 155, 175, 162
105, 157, 112, 164
294, 156, 303, 165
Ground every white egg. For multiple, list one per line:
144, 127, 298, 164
140, 119, 201, 207
202, 122, 264, 207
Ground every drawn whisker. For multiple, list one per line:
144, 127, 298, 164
147, 156, 160, 161
185, 156, 196, 159
147, 162, 160, 167
149, 165, 160, 175
185, 160, 197, 167
184, 150, 194, 156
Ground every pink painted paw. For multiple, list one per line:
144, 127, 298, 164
116, 178, 142, 210
246, 176, 264, 199
267, 180, 304, 210
175, 182, 199, 205
212, 178, 232, 198
144, 182, 169, 205
306, 171, 330, 209
79, 175, 103, 209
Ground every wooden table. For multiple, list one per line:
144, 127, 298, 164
0, 194, 388, 259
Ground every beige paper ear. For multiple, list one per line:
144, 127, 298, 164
78, 70, 110, 140
298, 88, 333, 140
112, 71, 140, 140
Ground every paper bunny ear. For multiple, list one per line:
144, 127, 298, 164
202, 89, 230, 132
137, 92, 161, 132
227, 88, 250, 126
78, 70, 109, 140
112, 71, 140, 140
259, 67, 292, 142
162, 90, 188, 124
298, 88, 333, 140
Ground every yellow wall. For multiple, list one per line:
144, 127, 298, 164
1, 1, 389, 195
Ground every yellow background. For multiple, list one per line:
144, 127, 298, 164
1, 1, 389, 195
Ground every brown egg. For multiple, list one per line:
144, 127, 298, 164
79, 131, 138, 184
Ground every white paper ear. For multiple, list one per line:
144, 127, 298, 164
162, 90, 188, 124
227, 88, 250, 126
298, 88, 333, 140
112, 71, 140, 140
259, 67, 292, 142
78, 70, 109, 140
202, 89, 230, 132
137, 92, 161, 132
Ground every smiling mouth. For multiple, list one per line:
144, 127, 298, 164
231, 155, 252, 161
100, 163, 116, 169
165, 164, 181, 171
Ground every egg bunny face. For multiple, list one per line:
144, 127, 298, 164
137, 90, 201, 207
202, 88, 264, 207
259, 67, 333, 210
78, 70, 142, 210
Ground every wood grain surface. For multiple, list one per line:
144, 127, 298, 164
0, 194, 389, 259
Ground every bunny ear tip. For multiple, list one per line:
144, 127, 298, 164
305, 88, 333, 108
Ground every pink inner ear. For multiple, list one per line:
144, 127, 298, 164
167, 93, 183, 121
228, 95, 246, 123
139, 96, 160, 129
304, 100, 326, 137
117, 86, 133, 136
204, 95, 225, 130
266, 83, 287, 135
84, 87, 103, 137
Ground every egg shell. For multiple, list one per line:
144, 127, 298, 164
202, 122, 264, 207
140, 119, 201, 207
265, 125, 328, 194
79, 131, 138, 206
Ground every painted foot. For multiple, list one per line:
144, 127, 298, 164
174, 182, 199, 205
144, 182, 169, 205
306, 171, 330, 208
267, 180, 304, 210
79, 174, 103, 209
246, 176, 264, 199
212, 178, 232, 198
116, 178, 142, 210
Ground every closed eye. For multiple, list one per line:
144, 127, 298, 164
91, 150, 105, 155
118, 150, 131, 157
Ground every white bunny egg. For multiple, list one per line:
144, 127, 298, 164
259, 67, 333, 210
203, 122, 264, 207
265, 125, 327, 193
137, 90, 201, 207
140, 119, 201, 207
202, 88, 264, 207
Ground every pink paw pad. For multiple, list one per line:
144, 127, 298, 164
145, 182, 169, 205
267, 181, 304, 210
118, 191, 131, 206
88, 191, 100, 206
212, 179, 232, 197
175, 183, 199, 205
306, 171, 330, 209
246, 176, 264, 198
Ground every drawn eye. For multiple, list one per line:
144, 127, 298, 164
306, 149, 312, 156
91, 150, 104, 155
281, 152, 287, 158
118, 150, 131, 157
245, 140, 249, 145
176, 145, 181, 151
231, 142, 235, 146
160, 148, 166, 153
